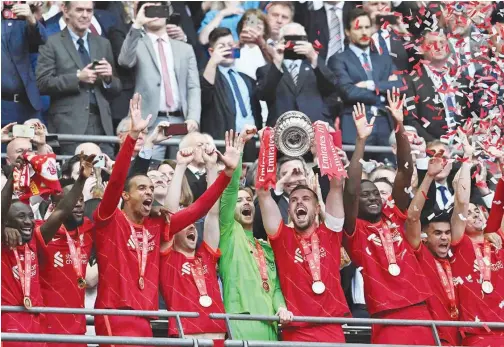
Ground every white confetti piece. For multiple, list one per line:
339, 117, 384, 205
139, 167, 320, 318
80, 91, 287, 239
423, 120, 431, 128
427, 213, 435, 221
366, 247, 372, 256
458, 213, 467, 221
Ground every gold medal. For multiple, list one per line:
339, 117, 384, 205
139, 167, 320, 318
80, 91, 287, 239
23, 296, 32, 309
199, 295, 213, 308
388, 263, 401, 276
482, 281, 493, 294
77, 277, 87, 289
262, 280, 270, 292
312, 281, 326, 294
138, 277, 145, 290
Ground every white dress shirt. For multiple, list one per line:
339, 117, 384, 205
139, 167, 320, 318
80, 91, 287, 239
324, 1, 345, 60
435, 181, 454, 210
147, 32, 181, 113
352, 267, 366, 305
372, 29, 391, 54
188, 164, 206, 179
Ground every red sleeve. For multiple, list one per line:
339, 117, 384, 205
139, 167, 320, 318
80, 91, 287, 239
485, 178, 504, 234
94, 135, 136, 223
168, 171, 231, 238
34, 221, 48, 249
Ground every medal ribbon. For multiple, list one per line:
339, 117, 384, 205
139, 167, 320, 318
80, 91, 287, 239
376, 223, 398, 268
63, 226, 84, 281
255, 127, 277, 190
434, 259, 457, 314
190, 258, 209, 297
13, 245, 31, 301
472, 240, 492, 286
298, 232, 322, 282
250, 240, 269, 284
123, 213, 148, 285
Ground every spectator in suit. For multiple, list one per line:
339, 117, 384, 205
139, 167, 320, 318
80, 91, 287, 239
257, 22, 338, 126
363, 0, 412, 72
178, 132, 213, 201
328, 8, 402, 155
302, 1, 358, 62
119, 2, 201, 160
266, 1, 294, 42
404, 30, 469, 143
1, 2, 46, 126
43, 1, 118, 38
253, 156, 308, 240
36, 1, 121, 157
200, 27, 262, 162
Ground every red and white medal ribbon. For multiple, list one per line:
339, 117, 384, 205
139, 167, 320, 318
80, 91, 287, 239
377, 223, 400, 276
298, 232, 325, 294
250, 240, 270, 292
191, 258, 212, 308
63, 227, 86, 289
13, 245, 32, 309
473, 240, 493, 294
434, 259, 458, 318
123, 213, 148, 291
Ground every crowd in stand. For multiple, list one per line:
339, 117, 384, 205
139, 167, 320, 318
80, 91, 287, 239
1, 1, 504, 347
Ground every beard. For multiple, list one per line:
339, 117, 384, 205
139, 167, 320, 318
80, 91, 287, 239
293, 214, 315, 231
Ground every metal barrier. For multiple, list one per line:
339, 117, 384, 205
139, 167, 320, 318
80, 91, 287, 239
2, 306, 504, 347
0, 133, 394, 153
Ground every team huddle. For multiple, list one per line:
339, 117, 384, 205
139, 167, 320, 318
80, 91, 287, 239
1, 92, 503, 347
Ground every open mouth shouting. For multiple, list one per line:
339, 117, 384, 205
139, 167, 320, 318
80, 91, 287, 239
141, 198, 153, 213
295, 205, 308, 221
186, 229, 196, 242
241, 205, 253, 217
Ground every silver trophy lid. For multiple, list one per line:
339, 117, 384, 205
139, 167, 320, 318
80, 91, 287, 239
274, 111, 314, 157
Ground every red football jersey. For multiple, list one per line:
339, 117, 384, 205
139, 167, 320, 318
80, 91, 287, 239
93, 209, 166, 311
1, 237, 43, 307
35, 218, 94, 334
269, 222, 350, 325
344, 201, 432, 315
159, 242, 226, 336
451, 234, 504, 336
415, 244, 460, 345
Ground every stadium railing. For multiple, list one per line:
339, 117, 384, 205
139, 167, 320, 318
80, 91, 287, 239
2, 306, 504, 347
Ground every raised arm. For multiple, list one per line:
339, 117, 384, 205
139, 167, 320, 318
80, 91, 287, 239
343, 103, 374, 235
168, 131, 242, 238
165, 148, 195, 213
388, 88, 413, 211
257, 186, 283, 236
1, 170, 16, 235
405, 155, 445, 249
95, 94, 152, 221
203, 131, 243, 250
450, 131, 474, 244
39, 155, 95, 244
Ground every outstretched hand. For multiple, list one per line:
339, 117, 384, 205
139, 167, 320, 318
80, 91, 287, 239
129, 93, 152, 139
79, 152, 97, 179
239, 125, 257, 143
457, 127, 474, 158
427, 153, 446, 177
352, 102, 374, 140
386, 87, 405, 123
217, 130, 243, 176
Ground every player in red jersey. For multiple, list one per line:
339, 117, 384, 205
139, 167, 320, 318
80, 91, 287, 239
92, 94, 234, 347
405, 151, 463, 346
1, 155, 95, 347
449, 141, 504, 347
257, 131, 349, 342
159, 130, 243, 347
342, 91, 435, 345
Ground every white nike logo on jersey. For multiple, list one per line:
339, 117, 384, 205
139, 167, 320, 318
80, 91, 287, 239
181, 262, 191, 276
294, 248, 303, 263
54, 251, 64, 268
51, 237, 60, 242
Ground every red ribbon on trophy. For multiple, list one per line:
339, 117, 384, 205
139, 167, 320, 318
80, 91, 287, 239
255, 127, 277, 190
13, 153, 62, 202
313, 123, 347, 180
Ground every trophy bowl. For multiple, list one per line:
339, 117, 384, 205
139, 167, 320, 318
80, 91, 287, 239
274, 111, 314, 157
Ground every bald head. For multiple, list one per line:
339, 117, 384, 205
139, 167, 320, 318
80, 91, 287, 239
179, 132, 203, 150
279, 22, 306, 39
6, 138, 33, 165
75, 142, 102, 156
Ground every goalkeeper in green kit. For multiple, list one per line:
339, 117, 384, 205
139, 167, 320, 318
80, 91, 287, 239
218, 126, 293, 341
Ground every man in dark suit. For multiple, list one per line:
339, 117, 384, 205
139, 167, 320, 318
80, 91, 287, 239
301, 1, 359, 62
404, 30, 469, 143
200, 27, 262, 162
253, 156, 308, 240
328, 8, 402, 154
362, 1, 412, 72
256, 22, 338, 126
36, 1, 121, 156
1, 2, 46, 126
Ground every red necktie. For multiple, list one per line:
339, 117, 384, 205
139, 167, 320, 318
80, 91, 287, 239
157, 38, 174, 108
89, 23, 99, 35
